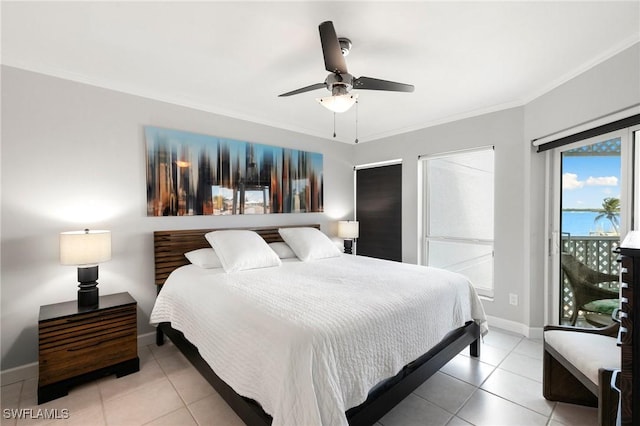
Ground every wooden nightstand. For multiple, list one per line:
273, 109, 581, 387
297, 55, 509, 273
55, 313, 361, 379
38, 292, 139, 404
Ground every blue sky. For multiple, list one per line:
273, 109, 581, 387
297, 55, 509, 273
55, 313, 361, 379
562, 155, 620, 209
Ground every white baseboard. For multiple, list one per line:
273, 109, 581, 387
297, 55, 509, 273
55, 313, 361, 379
1, 332, 159, 385
137, 331, 156, 348
0, 362, 38, 386
486, 315, 544, 339
527, 327, 544, 340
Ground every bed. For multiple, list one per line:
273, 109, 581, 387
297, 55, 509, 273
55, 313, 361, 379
150, 225, 487, 426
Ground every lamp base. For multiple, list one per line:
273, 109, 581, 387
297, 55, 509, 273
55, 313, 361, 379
77, 266, 99, 310
343, 239, 353, 255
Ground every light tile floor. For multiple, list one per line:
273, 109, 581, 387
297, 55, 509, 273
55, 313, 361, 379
1, 328, 598, 426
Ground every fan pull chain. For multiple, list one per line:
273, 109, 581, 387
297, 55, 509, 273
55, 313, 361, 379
333, 112, 336, 138
354, 99, 359, 144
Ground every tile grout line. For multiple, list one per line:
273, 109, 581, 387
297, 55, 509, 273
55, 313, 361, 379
7, 380, 24, 426
145, 343, 201, 426
480, 335, 560, 424
412, 336, 524, 424
99, 379, 109, 426
410, 335, 528, 425
454, 334, 551, 424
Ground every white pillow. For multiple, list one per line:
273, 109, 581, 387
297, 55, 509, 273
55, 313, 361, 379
205, 230, 281, 272
269, 242, 297, 259
278, 227, 341, 261
184, 248, 222, 269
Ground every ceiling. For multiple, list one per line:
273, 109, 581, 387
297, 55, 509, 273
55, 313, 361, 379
2, 1, 639, 144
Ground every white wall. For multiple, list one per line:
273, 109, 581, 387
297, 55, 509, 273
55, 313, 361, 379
353, 108, 525, 324
0, 66, 355, 370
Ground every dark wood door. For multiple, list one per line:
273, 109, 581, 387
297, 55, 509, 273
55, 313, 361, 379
356, 163, 402, 261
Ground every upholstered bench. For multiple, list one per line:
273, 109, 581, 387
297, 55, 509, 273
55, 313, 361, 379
543, 323, 620, 426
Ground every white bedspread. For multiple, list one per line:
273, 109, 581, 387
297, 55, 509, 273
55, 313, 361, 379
150, 255, 487, 426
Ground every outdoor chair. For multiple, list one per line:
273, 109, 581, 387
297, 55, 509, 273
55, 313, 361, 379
561, 253, 619, 326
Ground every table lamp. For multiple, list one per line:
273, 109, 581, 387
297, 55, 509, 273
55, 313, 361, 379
60, 229, 111, 309
338, 221, 359, 254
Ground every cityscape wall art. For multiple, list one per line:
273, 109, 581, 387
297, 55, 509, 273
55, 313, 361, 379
145, 126, 324, 216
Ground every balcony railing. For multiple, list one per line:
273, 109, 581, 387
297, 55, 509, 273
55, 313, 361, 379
560, 235, 620, 323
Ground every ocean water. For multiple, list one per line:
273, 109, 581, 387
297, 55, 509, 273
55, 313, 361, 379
561, 210, 618, 236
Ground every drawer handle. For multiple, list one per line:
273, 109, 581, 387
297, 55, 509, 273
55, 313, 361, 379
65, 315, 107, 323
611, 308, 626, 323
68, 341, 103, 351
611, 370, 622, 423
67, 333, 130, 352
611, 370, 620, 392
617, 326, 628, 346
63, 309, 134, 323
612, 308, 620, 323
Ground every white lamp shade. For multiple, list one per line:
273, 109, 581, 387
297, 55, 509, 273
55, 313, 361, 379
316, 94, 358, 113
60, 230, 111, 265
338, 221, 359, 239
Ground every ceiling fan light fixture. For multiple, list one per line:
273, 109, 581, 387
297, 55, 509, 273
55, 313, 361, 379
316, 93, 358, 113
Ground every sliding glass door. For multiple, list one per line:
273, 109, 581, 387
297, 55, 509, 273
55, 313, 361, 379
548, 128, 637, 326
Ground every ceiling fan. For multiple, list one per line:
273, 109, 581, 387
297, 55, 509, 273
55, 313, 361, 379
279, 21, 415, 113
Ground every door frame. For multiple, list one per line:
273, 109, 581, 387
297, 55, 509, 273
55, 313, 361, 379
544, 128, 636, 325
353, 159, 403, 260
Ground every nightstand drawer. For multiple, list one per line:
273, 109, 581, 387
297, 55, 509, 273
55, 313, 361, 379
39, 306, 136, 352
39, 328, 137, 385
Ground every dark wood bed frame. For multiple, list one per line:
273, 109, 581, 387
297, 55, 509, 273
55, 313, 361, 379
153, 225, 481, 426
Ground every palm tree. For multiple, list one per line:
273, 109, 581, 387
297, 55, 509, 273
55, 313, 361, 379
594, 197, 620, 234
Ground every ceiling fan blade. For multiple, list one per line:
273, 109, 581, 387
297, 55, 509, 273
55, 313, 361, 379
278, 83, 326, 97
353, 76, 415, 93
319, 21, 348, 74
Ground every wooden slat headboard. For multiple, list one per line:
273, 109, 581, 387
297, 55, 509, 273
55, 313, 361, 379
153, 224, 321, 286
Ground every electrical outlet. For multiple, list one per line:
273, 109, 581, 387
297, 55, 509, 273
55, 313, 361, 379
509, 293, 518, 306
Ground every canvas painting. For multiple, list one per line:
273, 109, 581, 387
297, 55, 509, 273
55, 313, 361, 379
145, 126, 323, 216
